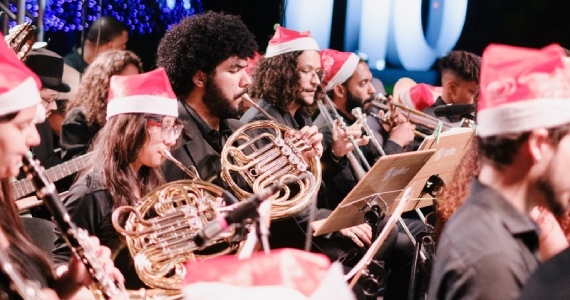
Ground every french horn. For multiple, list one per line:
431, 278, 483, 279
111, 151, 241, 295
220, 94, 321, 220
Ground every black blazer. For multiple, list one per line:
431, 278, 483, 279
162, 101, 243, 188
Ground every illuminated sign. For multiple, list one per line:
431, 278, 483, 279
284, 0, 468, 71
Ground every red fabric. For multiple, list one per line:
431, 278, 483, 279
184, 248, 332, 297
321, 49, 356, 87
107, 67, 176, 102
245, 52, 263, 77
479, 43, 568, 111
268, 26, 314, 47
0, 32, 41, 95
408, 83, 442, 111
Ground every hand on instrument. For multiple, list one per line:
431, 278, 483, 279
339, 223, 372, 248
286, 125, 324, 158
388, 121, 416, 147
330, 119, 369, 158
66, 236, 125, 287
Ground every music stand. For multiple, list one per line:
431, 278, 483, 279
312, 150, 435, 236
405, 127, 476, 212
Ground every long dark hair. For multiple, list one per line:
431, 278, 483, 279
82, 113, 165, 209
0, 113, 54, 287
65, 50, 143, 127
250, 51, 322, 115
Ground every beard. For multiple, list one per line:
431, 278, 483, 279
203, 78, 244, 119
345, 89, 373, 113
537, 173, 566, 218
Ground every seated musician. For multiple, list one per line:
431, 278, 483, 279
52, 68, 182, 290
312, 49, 425, 299
0, 32, 124, 300
241, 27, 419, 300
61, 50, 142, 161
421, 50, 480, 124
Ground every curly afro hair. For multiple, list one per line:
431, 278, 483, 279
156, 11, 258, 98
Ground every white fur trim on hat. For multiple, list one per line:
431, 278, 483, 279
106, 95, 178, 120
265, 37, 320, 58
477, 98, 570, 137
0, 77, 42, 117
325, 53, 360, 91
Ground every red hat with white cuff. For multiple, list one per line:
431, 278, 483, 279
106, 67, 178, 119
320, 49, 360, 92
0, 32, 44, 123
477, 43, 570, 137
265, 26, 320, 58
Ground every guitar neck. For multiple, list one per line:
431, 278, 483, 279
12, 153, 92, 199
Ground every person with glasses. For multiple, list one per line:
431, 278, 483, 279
241, 25, 368, 247
52, 68, 180, 290
0, 32, 126, 300
22, 48, 71, 172
61, 50, 143, 162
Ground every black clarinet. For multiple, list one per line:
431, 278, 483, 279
21, 155, 125, 299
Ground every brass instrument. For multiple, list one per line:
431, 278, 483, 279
111, 150, 238, 295
0, 229, 46, 300
5, 22, 36, 61
351, 107, 387, 157
316, 98, 368, 181
221, 94, 321, 220
369, 98, 456, 134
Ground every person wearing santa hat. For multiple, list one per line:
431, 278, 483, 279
52, 67, 181, 290
429, 44, 570, 300
314, 49, 422, 299
315, 49, 416, 204
242, 25, 369, 247
0, 33, 126, 299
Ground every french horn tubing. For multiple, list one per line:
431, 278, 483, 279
220, 94, 321, 220
111, 151, 240, 293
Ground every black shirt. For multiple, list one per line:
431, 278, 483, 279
520, 247, 570, 300
182, 101, 232, 153
428, 178, 540, 300
63, 46, 89, 73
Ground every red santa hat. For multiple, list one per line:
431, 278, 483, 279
398, 82, 442, 111
265, 26, 320, 58
106, 67, 178, 119
0, 32, 44, 122
320, 49, 360, 92
245, 52, 263, 77
477, 43, 570, 137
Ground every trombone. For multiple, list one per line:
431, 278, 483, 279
367, 96, 455, 138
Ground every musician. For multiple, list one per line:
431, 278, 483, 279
242, 26, 373, 247
64, 16, 129, 74
61, 50, 142, 161
0, 33, 124, 300
23, 48, 71, 170
52, 68, 181, 289
157, 12, 258, 188
421, 50, 480, 123
315, 49, 416, 207
314, 49, 422, 300
429, 44, 570, 300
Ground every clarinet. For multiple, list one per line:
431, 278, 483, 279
20, 155, 126, 299
0, 230, 46, 300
